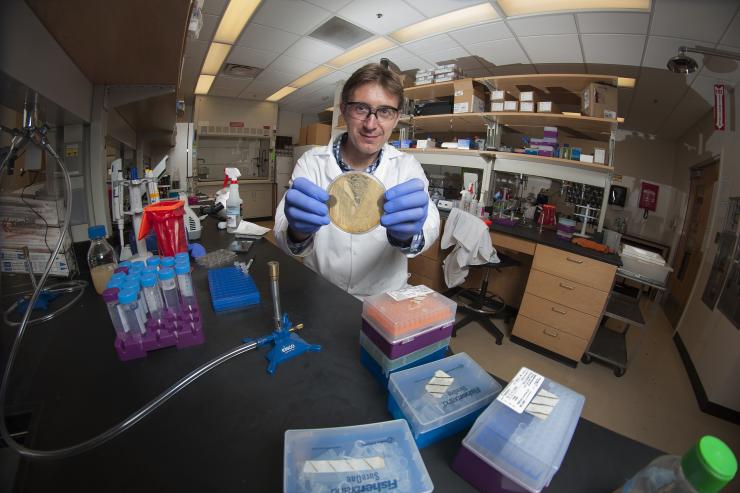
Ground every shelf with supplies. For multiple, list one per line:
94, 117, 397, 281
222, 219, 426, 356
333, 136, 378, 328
474, 73, 627, 96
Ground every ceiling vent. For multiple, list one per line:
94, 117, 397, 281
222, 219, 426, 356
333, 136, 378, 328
221, 63, 262, 79
309, 16, 373, 49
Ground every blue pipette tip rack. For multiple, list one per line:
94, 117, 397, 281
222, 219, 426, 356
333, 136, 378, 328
243, 313, 321, 374
207, 266, 260, 312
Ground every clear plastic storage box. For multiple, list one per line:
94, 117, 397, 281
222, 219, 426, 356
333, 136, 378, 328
388, 353, 502, 448
362, 290, 456, 342
360, 331, 451, 377
284, 419, 433, 493
620, 244, 673, 285
456, 376, 585, 493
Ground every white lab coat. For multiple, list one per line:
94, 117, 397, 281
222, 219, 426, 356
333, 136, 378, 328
274, 143, 440, 298
441, 208, 499, 288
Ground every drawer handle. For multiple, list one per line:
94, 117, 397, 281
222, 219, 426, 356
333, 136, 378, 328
566, 257, 584, 264
559, 282, 576, 291
543, 328, 558, 337
551, 307, 567, 315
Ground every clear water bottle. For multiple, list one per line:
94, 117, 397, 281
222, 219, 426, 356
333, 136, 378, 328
617, 436, 736, 493
87, 225, 118, 294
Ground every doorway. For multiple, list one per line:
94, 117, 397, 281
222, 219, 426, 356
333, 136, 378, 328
664, 160, 719, 327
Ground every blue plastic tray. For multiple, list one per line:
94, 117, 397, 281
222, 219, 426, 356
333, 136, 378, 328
207, 266, 260, 312
360, 345, 448, 388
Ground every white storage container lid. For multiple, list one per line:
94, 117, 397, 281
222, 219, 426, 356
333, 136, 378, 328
362, 287, 456, 343
621, 244, 666, 265
284, 419, 433, 493
388, 353, 502, 436
462, 376, 585, 493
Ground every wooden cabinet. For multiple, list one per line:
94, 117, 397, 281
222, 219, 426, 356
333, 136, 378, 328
513, 243, 616, 361
242, 183, 273, 219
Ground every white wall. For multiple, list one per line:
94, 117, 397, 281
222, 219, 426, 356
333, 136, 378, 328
277, 109, 302, 144
674, 88, 740, 412
0, 0, 93, 122
166, 122, 193, 188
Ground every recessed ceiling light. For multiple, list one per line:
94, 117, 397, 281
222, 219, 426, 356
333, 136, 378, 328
617, 116, 625, 123
390, 3, 499, 44
195, 75, 216, 95
327, 37, 395, 68
617, 77, 636, 88
202, 43, 232, 75
291, 66, 334, 88
214, 0, 262, 44
497, 0, 650, 17
266, 86, 298, 102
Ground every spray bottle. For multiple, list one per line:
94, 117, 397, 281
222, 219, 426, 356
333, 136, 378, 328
224, 167, 242, 233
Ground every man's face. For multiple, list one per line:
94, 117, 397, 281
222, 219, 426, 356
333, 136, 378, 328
341, 82, 400, 158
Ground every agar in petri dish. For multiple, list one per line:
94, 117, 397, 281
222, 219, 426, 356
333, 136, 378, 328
327, 171, 385, 234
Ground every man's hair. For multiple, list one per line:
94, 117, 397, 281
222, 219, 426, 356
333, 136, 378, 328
341, 63, 404, 108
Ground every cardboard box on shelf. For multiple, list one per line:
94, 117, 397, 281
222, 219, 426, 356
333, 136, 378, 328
594, 148, 607, 164
0, 196, 65, 227
298, 123, 331, 146
453, 79, 487, 114
435, 74, 459, 83
581, 82, 618, 118
519, 91, 540, 102
579, 154, 595, 163
520, 101, 535, 112
537, 101, 560, 113
0, 248, 76, 277
503, 100, 519, 112
490, 90, 516, 101
491, 101, 505, 112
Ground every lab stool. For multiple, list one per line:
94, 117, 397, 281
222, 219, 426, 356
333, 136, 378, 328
444, 253, 520, 345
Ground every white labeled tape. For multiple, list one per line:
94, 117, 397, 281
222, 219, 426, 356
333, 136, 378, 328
425, 370, 454, 398
302, 456, 386, 474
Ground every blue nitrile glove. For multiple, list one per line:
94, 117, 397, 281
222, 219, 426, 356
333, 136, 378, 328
284, 177, 330, 235
381, 178, 429, 241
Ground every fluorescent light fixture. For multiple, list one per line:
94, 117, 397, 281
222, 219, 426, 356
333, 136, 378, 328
617, 116, 625, 123
391, 3, 498, 43
266, 86, 298, 102
195, 75, 216, 95
562, 111, 581, 116
617, 77, 636, 88
214, 0, 262, 44
327, 37, 395, 68
498, 0, 650, 16
325, 106, 334, 111
291, 66, 334, 88
202, 42, 231, 75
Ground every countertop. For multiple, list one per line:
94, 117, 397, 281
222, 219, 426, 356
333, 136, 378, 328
0, 222, 656, 492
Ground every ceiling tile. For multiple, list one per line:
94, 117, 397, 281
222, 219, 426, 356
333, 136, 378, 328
518, 35, 583, 64
182, 56, 203, 77
305, 0, 353, 11
300, 71, 345, 95
643, 36, 704, 71
236, 23, 300, 52
210, 75, 252, 98
282, 37, 344, 64
581, 34, 646, 66
508, 14, 577, 37
239, 82, 277, 100
585, 64, 641, 78
185, 38, 209, 61
393, 56, 436, 72
338, 0, 425, 35
227, 45, 280, 69
449, 21, 513, 45
253, 0, 332, 35
267, 54, 320, 76
701, 45, 740, 83
425, 46, 471, 65
404, 34, 458, 55
627, 71, 692, 134
196, 13, 220, 42
651, 0, 738, 44
535, 63, 585, 74
202, 0, 227, 16
403, 0, 482, 17
253, 68, 298, 87
373, 46, 416, 63
721, 13, 740, 48
467, 38, 530, 66
576, 13, 650, 35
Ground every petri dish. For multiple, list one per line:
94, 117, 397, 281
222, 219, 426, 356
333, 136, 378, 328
327, 171, 385, 234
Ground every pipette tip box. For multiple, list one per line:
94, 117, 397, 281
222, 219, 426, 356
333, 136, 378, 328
387, 352, 502, 449
360, 345, 448, 387
360, 331, 450, 379
361, 317, 454, 360
452, 375, 584, 493
207, 266, 260, 312
284, 419, 433, 493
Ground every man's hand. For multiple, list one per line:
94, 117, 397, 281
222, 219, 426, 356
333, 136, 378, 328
285, 177, 330, 240
381, 178, 429, 241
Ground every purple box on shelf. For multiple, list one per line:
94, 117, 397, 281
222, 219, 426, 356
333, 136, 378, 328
492, 217, 518, 227
537, 150, 554, 157
543, 126, 558, 139
361, 317, 453, 360
114, 302, 205, 361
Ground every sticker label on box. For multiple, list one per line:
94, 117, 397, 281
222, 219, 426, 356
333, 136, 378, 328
496, 367, 544, 414
453, 102, 469, 113
454, 90, 464, 96
387, 285, 434, 301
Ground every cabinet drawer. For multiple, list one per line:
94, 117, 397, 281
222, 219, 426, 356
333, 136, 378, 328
512, 315, 588, 361
532, 244, 616, 292
491, 232, 536, 256
526, 269, 608, 317
519, 293, 599, 340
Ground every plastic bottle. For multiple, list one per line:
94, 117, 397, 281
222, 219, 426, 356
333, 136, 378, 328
158, 267, 180, 314
146, 256, 161, 270
468, 194, 479, 216
102, 288, 125, 337
175, 261, 195, 307
161, 256, 175, 270
140, 273, 165, 321
117, 288, 146, 337
87, 225, 118, 294
616, 436, 736, 493
175, 252, 190, 265
225, 167, 242, 233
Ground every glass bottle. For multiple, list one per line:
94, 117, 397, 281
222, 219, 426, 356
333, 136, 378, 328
87, 225, 118, 295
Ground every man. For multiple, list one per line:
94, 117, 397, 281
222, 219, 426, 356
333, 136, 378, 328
274, 63, 440, 298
